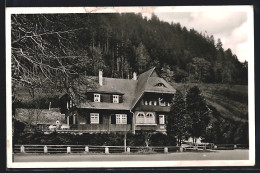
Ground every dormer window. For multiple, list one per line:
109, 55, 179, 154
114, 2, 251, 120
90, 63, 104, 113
94, 93, 100, 102
155, 83, 166, 87
113, 95, 119, 103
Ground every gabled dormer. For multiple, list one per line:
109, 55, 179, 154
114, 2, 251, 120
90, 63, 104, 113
86, 91, 124, 103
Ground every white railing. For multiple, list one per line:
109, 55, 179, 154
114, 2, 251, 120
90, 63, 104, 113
14, 145, 180, 154
13, 144, 247, 154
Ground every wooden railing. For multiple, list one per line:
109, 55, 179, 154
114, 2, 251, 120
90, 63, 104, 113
13, 144, 248, 154
13, 145, 181, 154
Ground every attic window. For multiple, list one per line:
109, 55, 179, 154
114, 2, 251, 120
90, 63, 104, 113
155, 83, 166, 87
113, 95, 119, 103
94, 93, 100, 102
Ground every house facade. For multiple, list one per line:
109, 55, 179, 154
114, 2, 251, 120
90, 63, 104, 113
60, 67, 176, 134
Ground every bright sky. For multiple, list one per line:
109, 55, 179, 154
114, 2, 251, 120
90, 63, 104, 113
147, 6, 252, 62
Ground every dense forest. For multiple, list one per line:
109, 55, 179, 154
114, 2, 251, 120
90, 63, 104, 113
12, 13, 248, 91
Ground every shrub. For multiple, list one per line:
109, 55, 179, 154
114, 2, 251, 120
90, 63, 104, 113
150, 133, 168, 146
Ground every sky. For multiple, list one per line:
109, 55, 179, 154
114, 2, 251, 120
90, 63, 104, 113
79, 6, 253, 62
145, 6, 253, 62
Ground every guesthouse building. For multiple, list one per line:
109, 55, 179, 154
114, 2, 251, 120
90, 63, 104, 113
60, 67, 176, 134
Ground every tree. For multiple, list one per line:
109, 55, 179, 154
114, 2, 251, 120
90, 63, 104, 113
186, 86, 211, 144
11, 14, 99, 110
135, 42, 151, 73
167, 91, 192, 146
187, 57, 211, 83
161, 64, 174, 82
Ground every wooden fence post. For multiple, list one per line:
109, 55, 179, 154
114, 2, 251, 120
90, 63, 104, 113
85, 146, 89, 153
105, 147, 109, 154
20, 145, 25, 153
127, 147, 130, 153
179, 146, 183, 152
44, 145, 48, 154
164, 147, 168, 153
67, 146, 71, 154
214, 145, 217, 150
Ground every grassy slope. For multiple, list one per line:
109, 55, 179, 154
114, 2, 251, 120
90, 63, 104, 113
171, 83, 248, 123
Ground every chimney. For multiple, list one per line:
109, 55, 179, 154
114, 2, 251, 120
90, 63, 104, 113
99, 70, 103, 86
133, 72, 137, 80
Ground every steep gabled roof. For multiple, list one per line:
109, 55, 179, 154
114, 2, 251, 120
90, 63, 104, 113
71, 67, 176, 111
78, 77, 138, 110
130, 67, 155, 109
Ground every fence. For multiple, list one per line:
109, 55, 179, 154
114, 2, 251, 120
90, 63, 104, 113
13, 144, 248, 154
14, 145, 181, 154
213, 144, 249, 150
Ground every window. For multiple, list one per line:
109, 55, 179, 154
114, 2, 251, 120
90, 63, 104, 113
155, 83, 166, 87
90, 113, 99, 124
145, 112, 155, 124
94, 93, 100, 102
113, 95, 119, 103
136, 112, 155, 124
136, 112, 145, 124
149, 101, 152, 105
144, 100, 148, 105
159, 115, 165, 124
154, 100, 157, 106
116, 114, 127, 124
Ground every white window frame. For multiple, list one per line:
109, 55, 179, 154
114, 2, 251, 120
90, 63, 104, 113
113, 95, 119, 103
159, 115, 165, 125
94, 93, 100, 102
136, 112, 145, 124
145, 112, 155, 124
116, 114, 127, 124
90, 113, 99, 124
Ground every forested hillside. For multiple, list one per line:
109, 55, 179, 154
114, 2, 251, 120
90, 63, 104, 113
12, 13, 248, 89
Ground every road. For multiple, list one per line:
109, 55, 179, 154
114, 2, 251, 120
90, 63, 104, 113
13, 150, 249, 162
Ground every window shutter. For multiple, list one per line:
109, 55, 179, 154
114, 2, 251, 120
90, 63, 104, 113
156, 114, 159, 124
99, 114, 103, 124
87, 114, 90, 124
127, 114, 131, 124
111, 114, 116, 124
110, 95, 113, 103
100, 94, 103, 102
119, 95, 123, 103
87, 93, 94, 102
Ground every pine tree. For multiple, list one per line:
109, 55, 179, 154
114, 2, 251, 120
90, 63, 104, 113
186, 86, 210, 144
167, 91, 191, 146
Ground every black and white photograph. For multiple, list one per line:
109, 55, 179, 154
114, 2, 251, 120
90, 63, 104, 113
6, 6, 255, 168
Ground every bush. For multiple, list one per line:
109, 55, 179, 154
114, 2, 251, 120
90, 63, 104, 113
14, 132, 177, 146
150, 133, 168, 146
